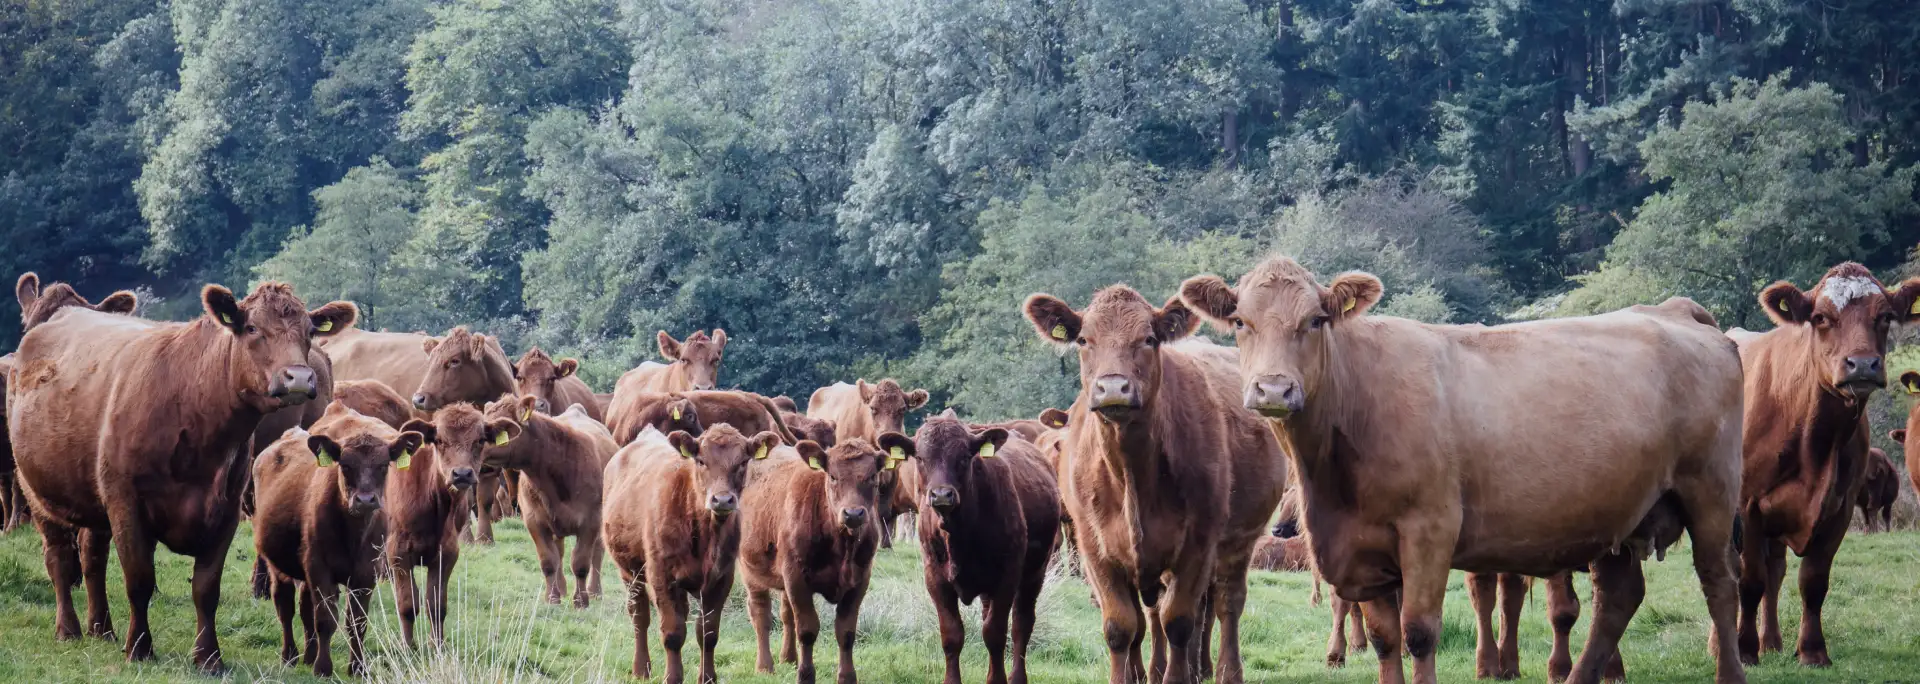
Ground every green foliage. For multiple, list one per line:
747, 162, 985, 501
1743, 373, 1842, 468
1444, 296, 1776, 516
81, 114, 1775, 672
251, 160, 419, 329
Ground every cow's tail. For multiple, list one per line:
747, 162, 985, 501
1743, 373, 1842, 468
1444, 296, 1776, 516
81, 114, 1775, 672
747, 392, 801, 445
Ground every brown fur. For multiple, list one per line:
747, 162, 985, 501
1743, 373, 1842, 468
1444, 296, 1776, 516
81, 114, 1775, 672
1730, 262, 1920, 668
877, 413, 1062, 684
1249, 535, 1313, 572
411, 326, 527, 541
0, 353, 24, 532
781, 411, 838, 447
387, 403, 518, 648
1271, 486, 1371, 667
808, 379, 930, 549
10, 278, 352, 671
604, 425, 781, 682
15, 272, 137, 330
1890, 380, 1920, 530
1023, 285, 1289, 684
1180, 257, 1745, 684
481, 394, 617, 607
622, 329, 728, 393
513, 346, 603, 422
244, 348, 337, 599
316, 326, 434, 411
606, 387, 795, 447
738, 439, 885, 682
332, 380, 415, 430
967, 419, 1049, 444
252, 403, 422, 676
1855, 448, 1899, 533
770, 395, 800, 413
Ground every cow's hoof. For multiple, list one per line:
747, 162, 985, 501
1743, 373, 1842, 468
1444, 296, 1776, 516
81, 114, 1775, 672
1327, 652, 1346, 668
1796, 648, 1832, 667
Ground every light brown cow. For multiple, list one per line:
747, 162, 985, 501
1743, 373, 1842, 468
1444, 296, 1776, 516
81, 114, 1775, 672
808, 379, 930, 549
738, 439, 886, 684
514, 346, 603, 421
316, 325, 434, 406
387, 403, 513, 648
1180, 257, 1746, 684
414, 326, 522, 542
10, 278, 352, 671
252, 403, 423, 677
1728, 263, 1920, 668
1889, 376, 1920, 524
605, 425, 781, 683
620, 329, 728, 393
481, 395, 617, 607
1023, 286, 1289, 684
607, 388, 795, 446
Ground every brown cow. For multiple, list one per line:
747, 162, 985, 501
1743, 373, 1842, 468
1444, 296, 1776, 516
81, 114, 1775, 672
605, 425, 782, 682
1729, 263, 1920, 668
619, 329, 728, 393
1272, 486, 1369, 668
386, 403, 513, 649
782, 412, 839, 447
1854, 448, 1899, 533
1888, 378, 1920, 524
513, 346, 604, 422
1023, 286, 1289, 684
481, 395, 617, 607
333, 380, 417, 430
771, 395, 800, 413
0, 353, 23, 532
738, 439, 886, 684
1180, 257, 1746, 684
252, 403, 423, 677
608, 388, 795, 446
1249, 535, 1314, 572
878, 412, 1062, 684
10, 278, 352, 671
966, 418, 1050, 444
808, 379, 930, 549
414, 326, 523, 542
317, 325, 434, 406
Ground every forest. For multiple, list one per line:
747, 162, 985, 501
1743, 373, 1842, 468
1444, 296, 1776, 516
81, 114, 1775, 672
8, 0, 1920, 418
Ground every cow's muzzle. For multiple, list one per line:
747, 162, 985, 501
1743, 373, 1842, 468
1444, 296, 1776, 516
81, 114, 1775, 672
349, 492, 383, 515
708, 492, 738, 518
270, 366, 318, 403
448, 467, 477, 491
1244, 376, 1304, 417
927, 485, 959, 512
1839, 356, 1885, 399
411, 392, 436, 411
841, 506, 869, 529
1090, 374, 1140, 418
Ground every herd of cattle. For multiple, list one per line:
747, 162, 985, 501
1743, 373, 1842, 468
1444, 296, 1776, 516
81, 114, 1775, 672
1, 255, 1918, 684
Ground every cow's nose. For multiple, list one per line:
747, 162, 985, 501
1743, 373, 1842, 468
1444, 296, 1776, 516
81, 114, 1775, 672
708, 492, 738, 515
692, 382, 715, 391
1844, 356, 1885, 383
450, 467, 476, 488
841, 507, 868, 528
412, 393, 431, 410
1245, 377, 1305, 417
273, 366, 318, 402
1090, 375, 1136, 409
352, 492, 381, 511
928, 485, 959, 511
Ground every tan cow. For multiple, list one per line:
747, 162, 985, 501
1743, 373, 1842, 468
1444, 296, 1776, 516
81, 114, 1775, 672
481, 395, 617, 607
808, 379, 930, 549
619, 329, 727, 393
1179, 257, 1745, 684
1730, 263, 1920, 668
10, 278, 353, 671
413, 326, 523, 542
1887, 374, 1920, 525
514, 346, 603, 421
1024, 286, 1289, 684
317, 325, 434, 406
607, 388, 794, 447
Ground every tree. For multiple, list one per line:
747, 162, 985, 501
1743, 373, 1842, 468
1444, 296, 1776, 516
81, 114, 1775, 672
252, 160, 419, 328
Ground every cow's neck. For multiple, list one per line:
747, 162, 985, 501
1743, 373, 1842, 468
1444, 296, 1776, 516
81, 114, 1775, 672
502, 415, 579, 503
477, 350, 517, 398
165, 319, 270, 505
932, 463, 1011, 556
1278, 325, 1379, 506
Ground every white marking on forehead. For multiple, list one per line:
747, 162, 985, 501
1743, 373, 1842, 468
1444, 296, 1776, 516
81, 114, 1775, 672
1823, 276, 1881, 310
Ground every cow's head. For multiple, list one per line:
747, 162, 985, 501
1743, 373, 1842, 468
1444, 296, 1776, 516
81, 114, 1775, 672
650, 396, 705, 436
1179, 257, 1377, 417
310, 403, 424, 516
204, 282, 354, 410
403, 403, 518, 493
877, 412, 1007, 515
1758, 263, 1920, 403
796, 438, 887, 534
478, 394, 544, 470
658, 329, 727, 390
415, 327, 511, 411
784, 413, 838, 448
15, 273, 139, 331
1889, 371, 1920, 447
856, 379, 929, 435
1026, 285, 1199, 423
513, 346, 579, 415
668, 424, 780, 520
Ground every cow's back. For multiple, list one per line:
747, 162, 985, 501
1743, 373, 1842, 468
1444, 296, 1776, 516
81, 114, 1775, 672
554, 375, 603, 422
807, 383, 870, 443
322, 327, 431, 398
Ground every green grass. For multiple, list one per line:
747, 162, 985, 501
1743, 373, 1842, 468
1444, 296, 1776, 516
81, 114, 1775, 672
1, 521, 1918, 683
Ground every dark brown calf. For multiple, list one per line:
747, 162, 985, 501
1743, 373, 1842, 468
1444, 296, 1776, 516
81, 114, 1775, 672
1855, 447, 1899, 532
11, 278, 351, 671
738, 439, 886, 684
879, 412, 1061, 684
605, 425, 781, 683
387, 403, 517, 648
514, 346, 603, 422
253, 403, 422, 677
482, 395, 617, 607
782, 411, 839, 447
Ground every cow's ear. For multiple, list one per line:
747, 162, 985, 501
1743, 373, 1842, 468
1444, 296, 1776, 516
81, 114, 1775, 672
747, 431, 781, 460
516, 395, 538, 421
307, 435, 341, 467
876, 432, 915, 463
1179, 275, 1238, 328
202, 284, 246, 333
1039, 408, 1069, 429
657, 331, 683, 361
970, 427, 1010, 459
857, 379, 874, 403
1759, 281, 1812, 326
1154, 295, 1201, 343
1887, 277, 1920, 323
486, 418, 522, 446
401, 419, 437, 443
1024, 294, 1083, 346
94, 291, 138, 315
557, 358, 578, 378
392, 431, 425, 469
1899, 371, 1920, 395
711, 329, 727, 351
905, 389, 930, 410
308, 301, 357, 337
1323, 272, 1383, 321
15, 272, 40, 312
667, 398, 700, 429
469, 332, 491, 359
1890, 429, 1907, 445
668, 430, 699, 459
422, 337, 440, 354
795, 440, 827, 471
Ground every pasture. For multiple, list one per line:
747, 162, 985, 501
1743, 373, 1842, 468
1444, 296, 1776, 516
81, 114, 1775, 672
0, 520, 1916, 683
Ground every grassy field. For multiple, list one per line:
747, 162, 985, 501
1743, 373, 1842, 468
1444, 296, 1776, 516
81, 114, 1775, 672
0, 520, 1917, 683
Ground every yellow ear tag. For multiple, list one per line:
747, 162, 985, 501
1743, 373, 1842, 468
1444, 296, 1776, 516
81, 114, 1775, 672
1050, 324, 1068, 340
808, 457, 823, 471
888, 446, 905, 462
671, 406, 681, 420
1779, 299, 1791, 313
492, 430, 510, 446
978, 443, 997, 459
220, 313, 233, 325
754, 444, 770, 460
521, 407, 532, 421
1910, 299, 1920, 316
315, 447, 336, 468
317, 320, 333, 332
1342, 298, 1356, 314
1906, 378, 1920, 395
883, 457, 898, 471
395, 449, 412, 470
679, 446, 694, 459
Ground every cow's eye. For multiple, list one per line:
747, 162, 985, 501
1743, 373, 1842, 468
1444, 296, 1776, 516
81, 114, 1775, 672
1811, 313, 1830, 328
447, 359, 460, 368
1231, 317, 1246, 331
1074, 337, 1089, 346
1143, 337, 1158, 347
244, 324, 258, 335
1310, 315, 1330, 330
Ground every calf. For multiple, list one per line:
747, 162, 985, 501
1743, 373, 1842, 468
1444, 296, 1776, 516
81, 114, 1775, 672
808, 379, 930, 548
619, 329, 727, 393
385, 403, 513, 649
738, 439, 886, 684
1891, 381, 1920, 522
878, 412, 1061, 684
10, 278, 351, 671
482, 395, 617, 607
782, 412, 839, 447
1024, 286, 1289, 684
1729, 263, 1920, 668
514, 346, 604, 421
1181, 257, 1745, 684
605, 425, 782, 683
1855, 447, 1899, 532
608, 388, 794, 446
253, 403, 423, 677
414, 326, 521, 541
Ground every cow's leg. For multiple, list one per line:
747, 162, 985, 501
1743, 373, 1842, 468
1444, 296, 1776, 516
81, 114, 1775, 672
931, 579, 966, 684
1735, 523, 1769, 665
833, 585, 866, 684
1350, 600, 1368, 651
1361, 593, 1407, 684
1210, 556, 1252, 684
110, 527, 158, 663
1088, 559, 1147, 684
299, 583, 318, 665
1546, 571, 1579, 682
271, 573, 298, 664
472, 471, 497, 543
393, 562, 420, 650
698, 577, 729, 684
1567, 552, 1642, 684
1498, 573, 1527, 679
654, 579, 688, 684
1793, 522, 1848, 667
1012, 563, 1044, 684
876, 497, 894, 550
781, 592, 800, 664
344, 577, 373, 677
1469, 572, 1499, 679
1147, 605, 1167, 682
1327, 596, 1353, 667
788, 584, 822, 684
1196, 589, 1215, 682
1154, 553, 1213, 684
311, 581, 340, 678
749, 588, 776, 673
1759, 539, 1786, 654
427, 545, 456, 647
627, 570, 652, 679
188, 520, 237, 673
79, 528, 115, 640
250, 556, 272, 601
530, 525, 564, 604
571, 533, 596, 609
1398, 523, 1454, 684
588, 535, 606, 598
982, 594, 1010, 684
